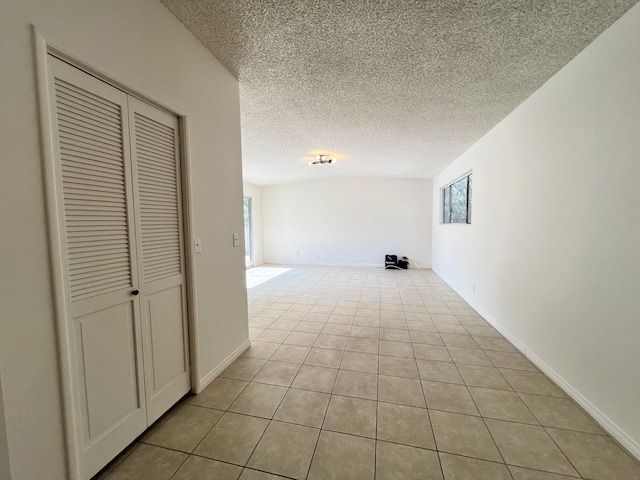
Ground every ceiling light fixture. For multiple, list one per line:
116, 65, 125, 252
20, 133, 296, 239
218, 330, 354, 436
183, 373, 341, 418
308, 154, 335, 165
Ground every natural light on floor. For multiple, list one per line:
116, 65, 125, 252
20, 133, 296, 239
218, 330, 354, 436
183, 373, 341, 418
246, 267, 291, 288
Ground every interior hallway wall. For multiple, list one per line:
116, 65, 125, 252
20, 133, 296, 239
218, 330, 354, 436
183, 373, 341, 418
0, 1, 248, 478
263, 176, 433, 268
432, 3, 640, 457
243, 183, 265, 266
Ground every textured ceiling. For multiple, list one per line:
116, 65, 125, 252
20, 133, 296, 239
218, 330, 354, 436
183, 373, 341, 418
162, 0, 637, 185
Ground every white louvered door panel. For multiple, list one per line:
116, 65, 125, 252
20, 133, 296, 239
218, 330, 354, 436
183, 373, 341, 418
128, 97, 190, 425
48, 56, 147, 480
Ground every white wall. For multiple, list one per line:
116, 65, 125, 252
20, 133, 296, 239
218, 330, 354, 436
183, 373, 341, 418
432, 4, 640, 457
0, 1, 248, 478
264, 177, 432, 267
243, 183, 265, 266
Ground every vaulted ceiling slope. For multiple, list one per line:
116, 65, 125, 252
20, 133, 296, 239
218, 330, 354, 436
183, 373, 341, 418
162, 0, 637, 185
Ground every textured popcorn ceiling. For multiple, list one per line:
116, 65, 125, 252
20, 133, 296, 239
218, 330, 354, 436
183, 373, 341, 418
162, 0, 637, 185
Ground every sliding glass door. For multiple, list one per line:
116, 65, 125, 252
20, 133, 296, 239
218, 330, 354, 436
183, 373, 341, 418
243, 197, 253, 268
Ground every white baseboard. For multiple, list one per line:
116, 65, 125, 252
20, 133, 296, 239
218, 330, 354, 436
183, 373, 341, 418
432, 267, 640, 462
260, 261, 432, 269
195, 338, 251, 393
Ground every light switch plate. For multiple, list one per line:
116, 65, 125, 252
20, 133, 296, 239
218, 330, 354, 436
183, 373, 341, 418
194, 237, 202, 254
233, 233, 240, 247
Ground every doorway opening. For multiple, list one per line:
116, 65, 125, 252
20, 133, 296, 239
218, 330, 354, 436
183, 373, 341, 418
244, 197, 253, 268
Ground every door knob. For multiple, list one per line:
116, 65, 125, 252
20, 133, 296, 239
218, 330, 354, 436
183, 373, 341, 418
132, 290, 139, 296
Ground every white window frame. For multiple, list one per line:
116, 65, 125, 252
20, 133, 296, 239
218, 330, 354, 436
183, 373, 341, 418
441, 171, 473, 225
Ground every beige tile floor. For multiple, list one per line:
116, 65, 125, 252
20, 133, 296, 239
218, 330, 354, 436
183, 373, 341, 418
96, 265, 640, 480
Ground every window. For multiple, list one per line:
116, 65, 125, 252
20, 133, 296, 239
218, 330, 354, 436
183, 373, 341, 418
243, 197, 254, 267
442, 173, 472, 224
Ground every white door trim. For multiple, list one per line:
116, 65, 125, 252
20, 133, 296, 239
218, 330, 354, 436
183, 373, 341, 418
32, 27, 199, 480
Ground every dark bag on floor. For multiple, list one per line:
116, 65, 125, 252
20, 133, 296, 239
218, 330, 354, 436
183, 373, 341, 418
385, 254, 399, 269
397, 257, 409, 269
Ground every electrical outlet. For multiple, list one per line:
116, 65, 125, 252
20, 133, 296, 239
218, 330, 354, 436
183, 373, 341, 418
194, 237, 202, 254
233, 233, 240, 247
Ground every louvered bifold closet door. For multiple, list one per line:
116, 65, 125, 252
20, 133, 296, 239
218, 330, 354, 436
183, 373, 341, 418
128, 97, 190, 424
48, 56, 147, 480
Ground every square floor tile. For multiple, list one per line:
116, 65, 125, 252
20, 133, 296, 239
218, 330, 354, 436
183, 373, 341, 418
353, 316, 380, 327
485, 351, 537, 371
435, 323, 468, 335
409, 331, 443, 345
441, 334, 479, 349
247, 421, 319, 479
379, 340, 414, 358
295, 321, 325, 334
274, 388, 330, 428
314, 334, 348, 349
447, 347, 493, 366
379, 355, 419, 378
321, 323, 352, 336
429, 410, 502, 462
376, 441, 443, 480
228, 383, 288, 418
256, 329, 290, 343
499, 369, 565, 397
248, 328, 264, 339
378, 375, 425, 407
439, 452, 511, 480
456, 364, 512, 390
485, 419, 578, 476
546, 428, 640, 480
184, 377, 248, 410
193, 412, 269, 465
340, 351, 379, 373
269, 344, 311, 364
345, 337, 379, 354
249, 317, 276, 329
350, 325, 380, 339
333, 370, 378, 400
508, 466, 584, 479
143, 405, 222, 452
518, 393, 603, 434
304, 348, 343, 368
377, 402, 436, 449
221, 358, 267, 381
407, 321, 437, 332
308, 431, 375, 480
468, 387, 538, 424
474, 336, 518, 352
456, 315, 488, 326
271, 319, 299, 330
239, 469, 283, 479
334, 306, 357, 315
284, 331, 319, 347
252, 360, 300, 387
463, 325, 502, 337
416, 359, 463, 384
106, 444, 187, 480
422, 381, 478, 415
380, 328, 411, 342
241, 342, 280, 360
323, 395, 377, 438
172, 456, 242, 480
413, 344, 453, 362
292, 365, 338, 393
328, 314, 354, 325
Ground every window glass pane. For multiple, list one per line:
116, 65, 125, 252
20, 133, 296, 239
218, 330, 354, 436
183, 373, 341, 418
450, 177, 468, 223
443, 187, 451, 223
467, 174, 472, 223
441, 173, 472, 224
